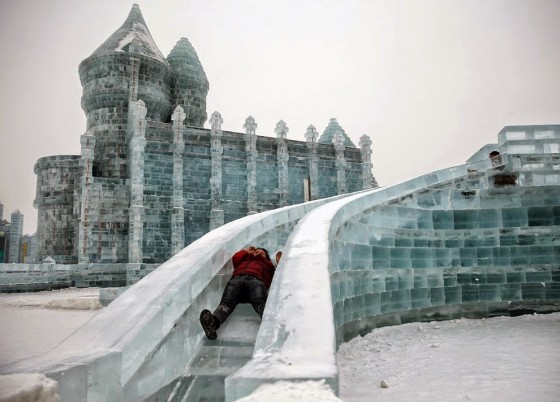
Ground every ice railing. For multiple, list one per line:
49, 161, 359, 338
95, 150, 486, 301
226, 133, 560, 401
0, 191, 357, 401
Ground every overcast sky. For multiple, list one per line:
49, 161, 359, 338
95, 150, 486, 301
1, 0, 559, 234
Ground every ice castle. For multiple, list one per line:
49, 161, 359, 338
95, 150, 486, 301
32, 4, 377, 268
1, 4, 558, 402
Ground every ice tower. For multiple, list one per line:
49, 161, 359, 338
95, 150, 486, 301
79, 4, 173, 178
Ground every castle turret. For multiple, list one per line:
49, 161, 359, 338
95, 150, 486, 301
78, 4, 172, 178
167, 38, 209, 127
318, 118, 356, 148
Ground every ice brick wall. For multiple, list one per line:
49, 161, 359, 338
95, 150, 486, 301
79, 179, 130, 263
332, 182, 560, 343
0, 263, 127, 292
139, 124, 365, 262
34, 155, 81, 264
330, 129, 560, 343
33, 123, 368, 269
142, 129, 175, 263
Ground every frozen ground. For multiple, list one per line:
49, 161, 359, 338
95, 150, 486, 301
0, 288, 559, 401
337, 313, 560, 402
0, 288, 101, 366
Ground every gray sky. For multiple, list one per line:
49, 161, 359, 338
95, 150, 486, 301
1, 0, 559, 234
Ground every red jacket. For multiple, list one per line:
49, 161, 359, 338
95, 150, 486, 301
231, 250, 276, 289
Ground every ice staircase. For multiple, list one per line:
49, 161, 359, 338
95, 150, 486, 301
161, 305, 260, 402
0, 125, 558, 402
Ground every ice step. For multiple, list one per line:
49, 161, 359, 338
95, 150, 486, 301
163, 305, 262, 402
188, 304, 260, 375
187, 345, 255, 376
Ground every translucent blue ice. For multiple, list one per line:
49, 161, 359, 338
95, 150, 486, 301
1, 125, 558, 401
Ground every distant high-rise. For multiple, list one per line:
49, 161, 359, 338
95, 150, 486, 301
0, 208, 8, 263
8, 210, 23, 263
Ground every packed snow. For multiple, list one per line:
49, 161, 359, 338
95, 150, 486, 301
0, 373, 60, 402
337, 313, 560, 402
234, 380, 342, 402
0, 288, 100, 366
0, 288, 559, 401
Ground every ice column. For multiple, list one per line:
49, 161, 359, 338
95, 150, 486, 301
78, 131, 96, 263
305, 125, 320, 200
171, 106, 186, 255
244, 116, 258, 215
275, 120, 290, 207
359, 134, 378, 189
209, 111, 224, 229
128, 51, 140, 103
127, 99, 147, 263
333, 130, 347, 194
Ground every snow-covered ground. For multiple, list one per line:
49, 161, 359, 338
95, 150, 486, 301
337, 313, 560, 402
0, 288, 101, 366
1, 288, 559, 401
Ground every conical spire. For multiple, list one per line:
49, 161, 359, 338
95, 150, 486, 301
318, 118, 356, 148
167, 37, 208, 83
89, 4, 168, 65
167, 37, 209, 127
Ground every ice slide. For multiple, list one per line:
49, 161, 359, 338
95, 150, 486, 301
0, 190, 358, 401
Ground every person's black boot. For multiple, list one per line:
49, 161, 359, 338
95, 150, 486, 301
200, 309, 220, 340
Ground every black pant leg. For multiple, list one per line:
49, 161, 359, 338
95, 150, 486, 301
213, 277, 243, 324
247, 278, 268, 318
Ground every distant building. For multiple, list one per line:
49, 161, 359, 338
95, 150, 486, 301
8, 210, 23, 263
0, 208, 35, 264
0, 219, 9, 263
0, 202, 5, 262
34, 4, 378, 265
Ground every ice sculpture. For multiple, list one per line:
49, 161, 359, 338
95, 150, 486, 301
1, 125, 558, 402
